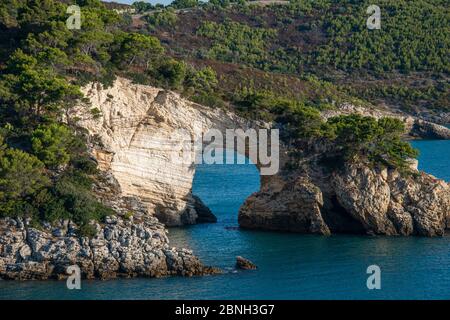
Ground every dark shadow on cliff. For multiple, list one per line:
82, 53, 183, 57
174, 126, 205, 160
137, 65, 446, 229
321, 196, 367, 234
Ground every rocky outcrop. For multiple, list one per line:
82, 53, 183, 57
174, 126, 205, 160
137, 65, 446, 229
5, 78, 447, 281
235, 256, 257, 270
239, 162, 450, 236
413, 110, 450, 126
67, 77, 450, 239
72, 79, 448, 234
239, 176, 330, 235
0, 215, 218, 280
0, 171, 220, 280
410, 119, 450, 140
332, 164, 450, 236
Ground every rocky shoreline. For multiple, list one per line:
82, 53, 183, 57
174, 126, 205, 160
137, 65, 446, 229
0, 215, 219, 280
0, 170, 220, 280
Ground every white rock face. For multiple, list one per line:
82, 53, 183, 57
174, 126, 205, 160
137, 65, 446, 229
72, 78, 264, 226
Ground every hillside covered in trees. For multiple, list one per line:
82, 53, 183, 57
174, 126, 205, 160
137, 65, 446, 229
130, 0, 449, 117
0, 0, 446, 232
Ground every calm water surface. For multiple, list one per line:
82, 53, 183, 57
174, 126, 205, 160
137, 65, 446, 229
0, 142, 449, 300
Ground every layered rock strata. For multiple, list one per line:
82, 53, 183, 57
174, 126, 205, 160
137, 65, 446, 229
73, 78, 449, 233
72, 78, 265, 226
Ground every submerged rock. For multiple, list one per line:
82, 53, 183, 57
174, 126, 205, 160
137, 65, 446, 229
236, 256, 257, 270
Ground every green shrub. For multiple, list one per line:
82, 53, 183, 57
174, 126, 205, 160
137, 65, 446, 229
112, 32, 164, 69
171, 0, 199, 9
124, 211, 133, 220
31, 123, 73, 168
323, 115, 419, 170
153, 59, 187, 89
133, 1, 155, 13
145, 8, 178, 27
185, 66, 218, 94
191, 92, 225, 108
78, 223, 98, 238
0, 144, 49, 216
90, 107, 102, 119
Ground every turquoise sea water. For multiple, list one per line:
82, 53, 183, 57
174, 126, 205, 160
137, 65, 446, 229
0, 141, 449, 300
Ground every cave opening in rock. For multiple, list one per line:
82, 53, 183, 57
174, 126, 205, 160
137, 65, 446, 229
192, 149, 260, 225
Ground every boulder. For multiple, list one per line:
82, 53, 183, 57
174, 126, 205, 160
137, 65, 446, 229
239, 176, 330, 235
236, 256, 257, 270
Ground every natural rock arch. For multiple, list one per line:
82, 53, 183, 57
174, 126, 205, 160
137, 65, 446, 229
74, 78, 450, 236
73, 77, 285, 226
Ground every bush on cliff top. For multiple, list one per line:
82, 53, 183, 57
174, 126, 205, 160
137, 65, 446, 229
322, 115, 419, 170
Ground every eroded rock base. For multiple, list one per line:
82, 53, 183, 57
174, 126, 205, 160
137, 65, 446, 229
239, 163, 450, 237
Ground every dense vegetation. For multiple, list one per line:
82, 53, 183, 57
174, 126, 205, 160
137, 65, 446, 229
141, 0, 449, 115
230, 88, 418, 171
315, 0, 449, 73
144, 8, 178, 28
196, 20, 276, 68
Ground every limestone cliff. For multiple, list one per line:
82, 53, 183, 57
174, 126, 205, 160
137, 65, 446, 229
72, 77, 264, 226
